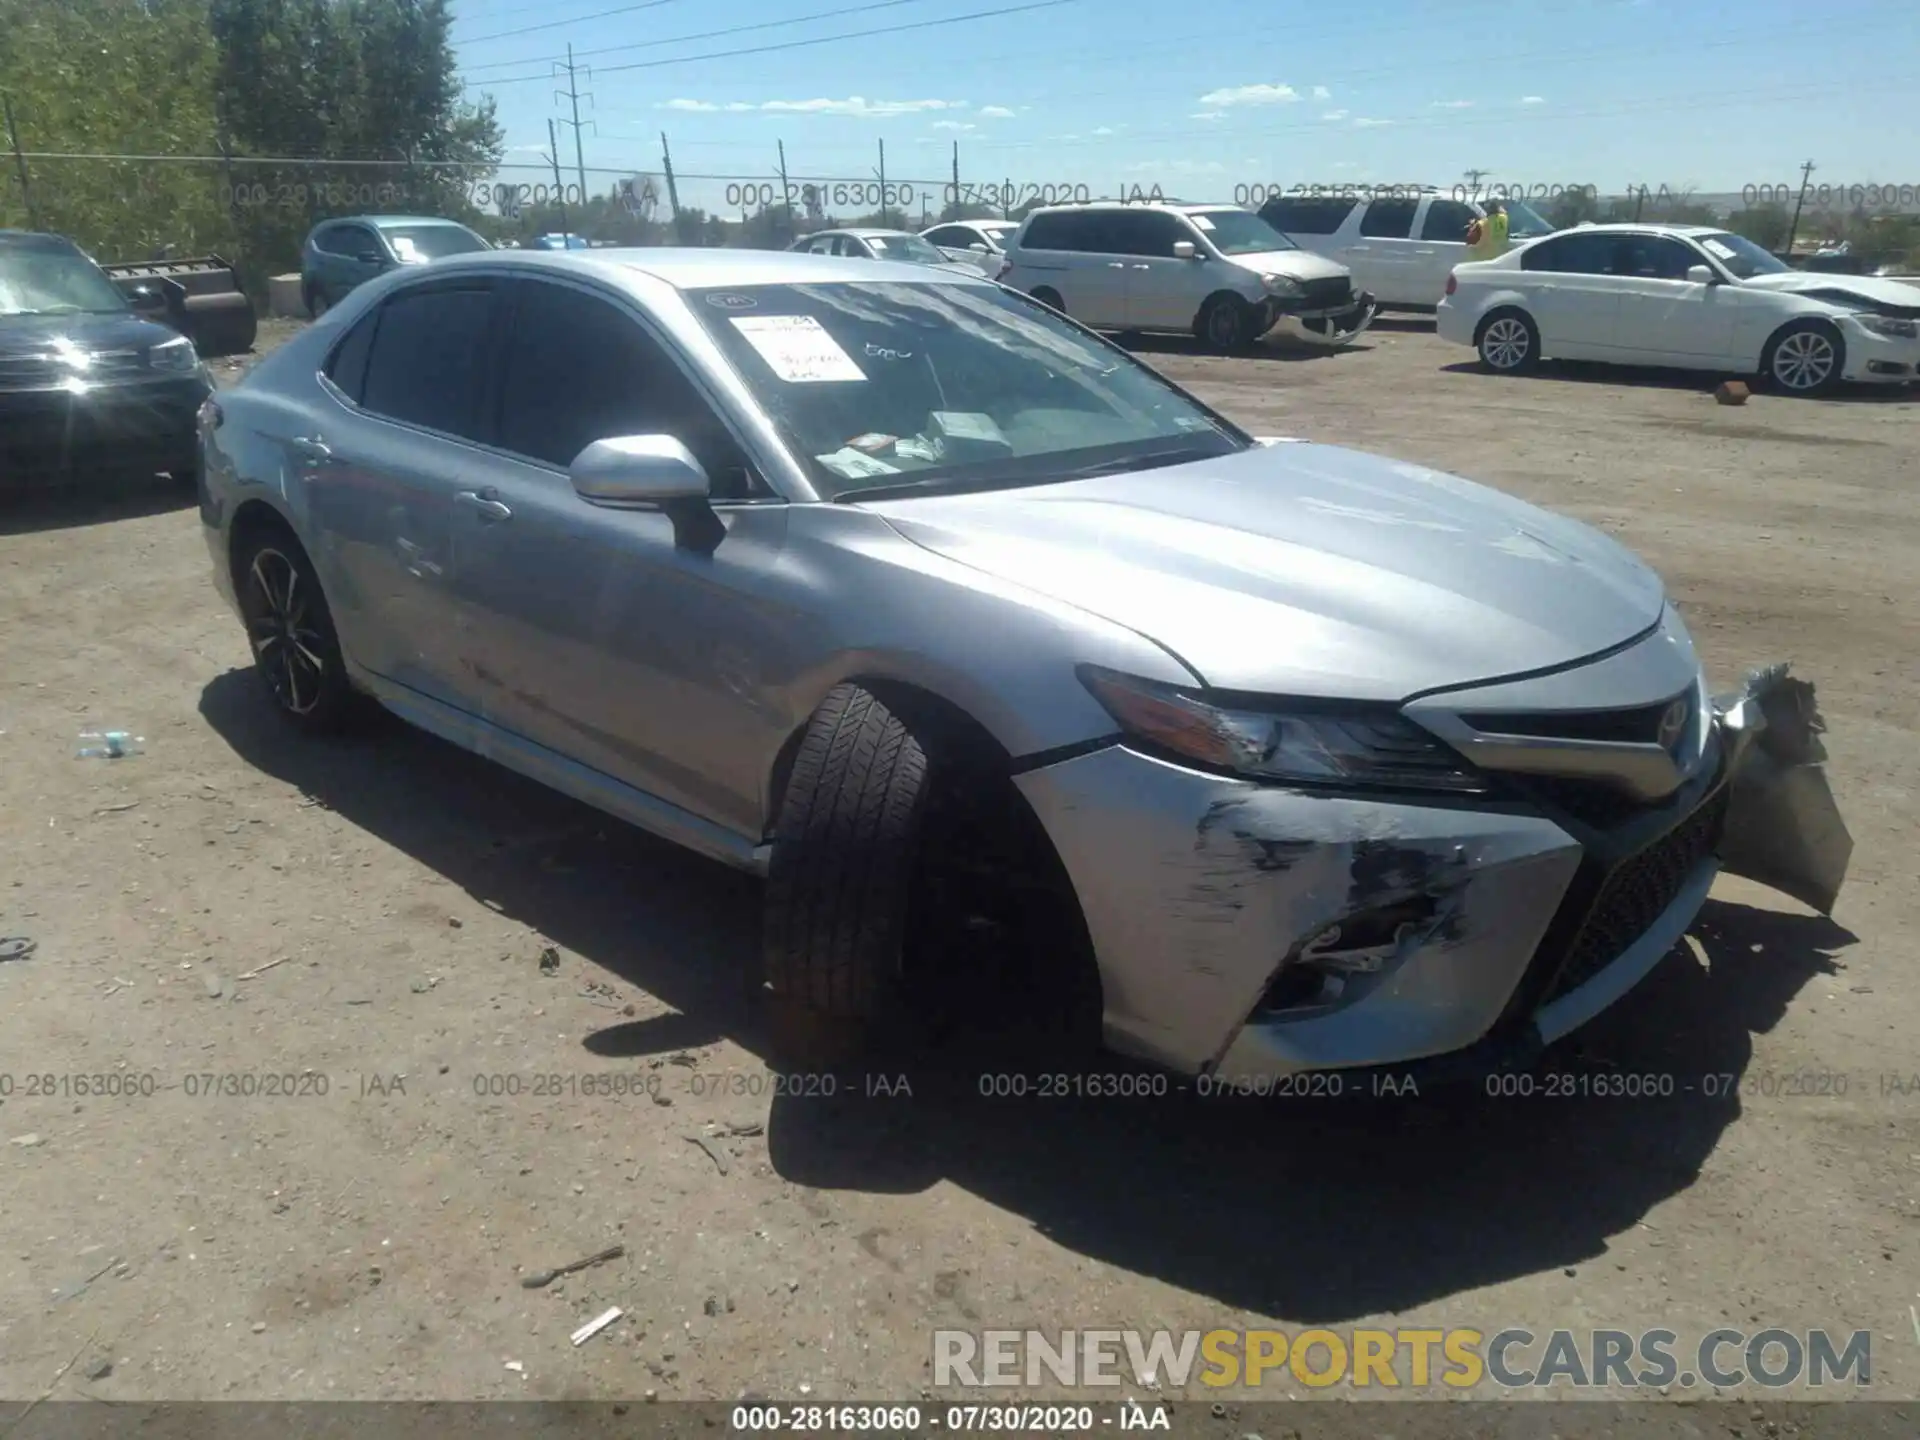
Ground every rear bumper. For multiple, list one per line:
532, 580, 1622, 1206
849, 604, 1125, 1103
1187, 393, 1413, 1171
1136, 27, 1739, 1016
0, 374, 211, 486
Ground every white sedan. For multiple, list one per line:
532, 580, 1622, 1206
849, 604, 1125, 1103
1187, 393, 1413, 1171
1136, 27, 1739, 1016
1437, 222, 1920, 395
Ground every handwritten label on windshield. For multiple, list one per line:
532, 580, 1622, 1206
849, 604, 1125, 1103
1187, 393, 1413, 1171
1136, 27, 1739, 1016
1701, 238, 1737, 260
730, 314, 866, 383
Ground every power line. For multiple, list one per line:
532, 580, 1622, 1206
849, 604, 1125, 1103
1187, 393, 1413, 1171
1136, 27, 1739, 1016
463, 0, 944, 72
456, 0, 684, 45
466, 0, 1082, 87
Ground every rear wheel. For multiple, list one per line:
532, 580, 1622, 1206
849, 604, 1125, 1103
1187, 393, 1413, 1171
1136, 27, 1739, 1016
1030, 286, 1065, 313
234, 527, 356, 733
1762, 319, 1845, 396
1476, 308, 1539, 374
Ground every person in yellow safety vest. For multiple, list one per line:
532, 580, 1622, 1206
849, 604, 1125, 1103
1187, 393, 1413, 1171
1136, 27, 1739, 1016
1465, 199, 1510, 260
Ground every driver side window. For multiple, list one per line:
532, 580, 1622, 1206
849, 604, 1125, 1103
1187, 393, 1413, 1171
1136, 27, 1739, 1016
493, 280, 762, 499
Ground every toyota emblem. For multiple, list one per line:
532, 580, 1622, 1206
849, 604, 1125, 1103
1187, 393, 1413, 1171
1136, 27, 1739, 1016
1656, 696, 1690, 752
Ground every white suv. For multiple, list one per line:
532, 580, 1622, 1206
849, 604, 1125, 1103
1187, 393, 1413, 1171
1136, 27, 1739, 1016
1259, 191, 1557, 311
996, 201, 1375, 352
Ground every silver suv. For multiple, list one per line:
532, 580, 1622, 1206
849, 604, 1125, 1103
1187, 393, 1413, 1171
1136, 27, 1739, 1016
997, 201, 1376, 352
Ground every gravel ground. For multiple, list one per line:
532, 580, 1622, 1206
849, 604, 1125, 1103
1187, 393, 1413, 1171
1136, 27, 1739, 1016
1, 314, 1916, 1421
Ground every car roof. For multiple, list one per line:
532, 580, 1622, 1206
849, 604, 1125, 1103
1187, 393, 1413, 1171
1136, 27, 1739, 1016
311, 215, 476, 231
416, 246, 991, 289
1559, 222, 1727, 238
1022, 200, 1243, 216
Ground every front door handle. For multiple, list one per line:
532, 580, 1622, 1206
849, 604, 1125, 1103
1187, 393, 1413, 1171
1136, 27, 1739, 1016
290, 436, 332, 464
1131, 263, 1152, 270
1107, 261, 1126, 269
456, 490, 512, 522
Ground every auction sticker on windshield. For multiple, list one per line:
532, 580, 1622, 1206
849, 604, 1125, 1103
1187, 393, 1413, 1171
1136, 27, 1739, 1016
729, 314, 866, 383
1701, 238, 1737, 260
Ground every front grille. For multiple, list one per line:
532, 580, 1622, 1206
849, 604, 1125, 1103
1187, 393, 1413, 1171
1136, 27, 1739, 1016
0, 350, 147, 388
1518, 776, 1655, 831
1463, 699, 1681, 746
1537, 786, 1728, 1007
1296, 275, 1354, 311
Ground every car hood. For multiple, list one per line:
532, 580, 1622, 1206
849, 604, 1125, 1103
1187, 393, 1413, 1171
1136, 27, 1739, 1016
0, 310, 178, 358
863, 441, 1667, 699
1226, 248, 1351, 283
1738, 272, 1920, 311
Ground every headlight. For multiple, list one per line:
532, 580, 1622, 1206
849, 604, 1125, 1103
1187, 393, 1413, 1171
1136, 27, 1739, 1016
1260, 273, 1300, 296
1078, 666, 1484, 792
148, 334, 200, 372
1856, 314, 1918, 338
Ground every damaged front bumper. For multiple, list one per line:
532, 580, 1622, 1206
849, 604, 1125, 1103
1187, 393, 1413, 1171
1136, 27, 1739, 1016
1013, 664, 1852, 1082
1263, 290, 1380, 348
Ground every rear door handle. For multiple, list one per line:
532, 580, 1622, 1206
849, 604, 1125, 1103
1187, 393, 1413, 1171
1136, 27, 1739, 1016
1107, 262, 1126, 269
456, 490, 512, 522
1131, 264, 1152, 270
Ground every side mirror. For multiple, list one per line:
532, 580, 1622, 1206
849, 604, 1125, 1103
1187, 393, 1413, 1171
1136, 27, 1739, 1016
569, 435, 724, 551
127, 284, 168, 315
355, 251, 385, 266
1171, 241, 1198, 260
1686, 264, 1718, 285
968, 242, 990, 253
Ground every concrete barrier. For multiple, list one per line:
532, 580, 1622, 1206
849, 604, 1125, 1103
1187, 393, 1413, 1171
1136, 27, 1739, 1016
267, 273, 307, 320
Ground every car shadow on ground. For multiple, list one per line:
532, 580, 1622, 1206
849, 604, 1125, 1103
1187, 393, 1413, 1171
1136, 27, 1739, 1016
199, 668, 1855, 1321
0, 476, 195, 537
1119, 332, 1381, 364
1439, 358, 1920, 403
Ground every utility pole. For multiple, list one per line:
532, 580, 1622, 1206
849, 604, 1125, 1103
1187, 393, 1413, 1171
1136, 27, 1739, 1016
1784, 158, 1816, 259
875, 139, 888, 227
1462, 167, 1489, 196
4, 93, 38, 229
659, 132, 683, 240
547, 118, 569, 239
777, 140, 792, 240
950, 140, 960, 222
553, 46, 594, 213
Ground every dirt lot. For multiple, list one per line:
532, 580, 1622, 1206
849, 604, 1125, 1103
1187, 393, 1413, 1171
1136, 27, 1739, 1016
2, 314, 1918, 1416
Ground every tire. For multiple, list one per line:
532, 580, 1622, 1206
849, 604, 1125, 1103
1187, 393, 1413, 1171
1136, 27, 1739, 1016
1197, 294, 1255, 354
1762, 319, 1845, 396
233, 526, 356, 733
1476, 307, 1539, 374
305, 285, 330, 319
1030, 286, 1065, 313
762, 685, 931, 1030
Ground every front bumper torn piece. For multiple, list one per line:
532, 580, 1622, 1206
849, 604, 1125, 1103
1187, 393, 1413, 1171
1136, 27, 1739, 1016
1015, 661, 1852, 1082
1714, 663, 1853, 916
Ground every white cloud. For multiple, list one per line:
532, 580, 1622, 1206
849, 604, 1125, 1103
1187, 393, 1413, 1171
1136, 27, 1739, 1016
1189, 111, 1225, 121
1352, 117, 1392, 128
1196, 82, 1298, 107
505, 143, 548, 153
1320, 109, 1348, 121
1432, 99, 1474, 109
1520, 94, 1547, 104
932, 120, 975, 131
1311, 85, 1331, 100
1090, 126, 1115, 136
977, 104, 1016, 118
661, 96, 967, 117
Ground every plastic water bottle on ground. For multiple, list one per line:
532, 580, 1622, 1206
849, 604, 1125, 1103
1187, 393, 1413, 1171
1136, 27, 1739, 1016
76, 731, 145, 759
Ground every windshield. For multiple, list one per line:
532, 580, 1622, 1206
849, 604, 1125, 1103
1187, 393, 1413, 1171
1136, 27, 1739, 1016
1695, 231, 1790, 279
979, 224, 1017, 244
866, 233, 948, 264
380, 224, 491, 262
689, 280, 1247, 499
1503, 200, 1554, 238
0, 237, 129, 317
1189, 209, 1295, 255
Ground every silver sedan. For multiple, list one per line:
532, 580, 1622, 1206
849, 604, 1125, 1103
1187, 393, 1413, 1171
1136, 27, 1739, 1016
197, 247, 1851, 1082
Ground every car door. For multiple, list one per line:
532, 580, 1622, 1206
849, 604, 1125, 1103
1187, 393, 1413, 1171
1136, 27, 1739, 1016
1049, 211, 1132, 328
449, 275, 792, 838
1112, 210, 1211, 330
303, 276, 504, 708
1513, 231, 1628, 357
1607, 233, 1754, 365
1335, 198, 1423, 305
331, 222, 392, 299
1414, 198, 1479, 307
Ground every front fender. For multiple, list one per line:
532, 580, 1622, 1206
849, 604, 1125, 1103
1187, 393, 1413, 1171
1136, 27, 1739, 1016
1713, 663, 1853, 915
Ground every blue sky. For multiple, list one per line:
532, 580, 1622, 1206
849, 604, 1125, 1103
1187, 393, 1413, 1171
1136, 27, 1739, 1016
451, 0, 1919, 216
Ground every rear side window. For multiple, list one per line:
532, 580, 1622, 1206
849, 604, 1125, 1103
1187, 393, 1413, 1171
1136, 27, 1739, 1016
324, 309, 378, 403
1020, 211, 1115, 251
359, 284, 498, 440
1359, 199, 1419, 238
1521, 232, 1619, 274
1109, 211, 1188, 257
1421, 200, 1479, 243
1259, 197, 1355, 235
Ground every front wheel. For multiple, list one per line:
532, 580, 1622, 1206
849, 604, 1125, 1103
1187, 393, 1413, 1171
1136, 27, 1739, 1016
234, 529, 356, 733
1030, 286, 1065, 313
1198, 294, 1255, 354
1476, 308, 1539, 374
1762, 319, 1845, 396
